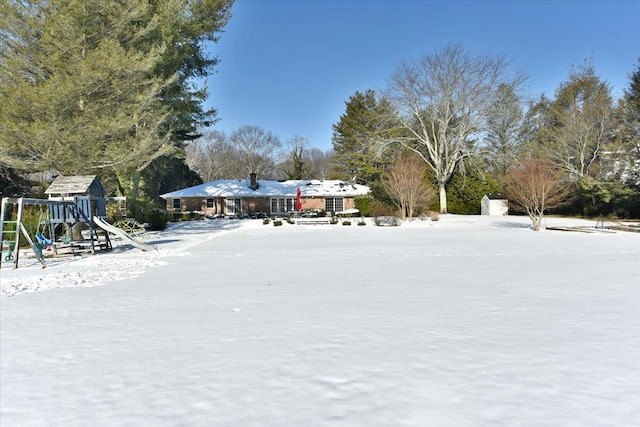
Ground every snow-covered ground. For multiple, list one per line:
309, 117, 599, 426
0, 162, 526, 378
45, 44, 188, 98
1, 215, 639, 426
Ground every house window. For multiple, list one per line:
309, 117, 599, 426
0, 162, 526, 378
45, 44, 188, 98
206, 198, 215, 209
270, 197, 295, 214
172, 198, 181, 210
325, 197, 344, 213
226, 198, 242, 215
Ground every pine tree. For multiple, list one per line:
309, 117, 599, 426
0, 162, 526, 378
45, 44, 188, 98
331, 89, 397, 183
0, 0, 174, 177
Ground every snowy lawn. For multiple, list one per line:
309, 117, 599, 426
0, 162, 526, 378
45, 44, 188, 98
1, 215, 639, 426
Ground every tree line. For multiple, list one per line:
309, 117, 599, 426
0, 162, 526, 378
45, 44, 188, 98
331, 46, 640, 222
1, 0, 233, 218
1, 3, 638, 223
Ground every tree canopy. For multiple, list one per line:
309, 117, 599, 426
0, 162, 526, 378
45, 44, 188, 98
0, 0, 233, 198
383, 44, 526, 213
331, 89, 397, 183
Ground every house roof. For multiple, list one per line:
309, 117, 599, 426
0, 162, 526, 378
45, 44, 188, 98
160, 179, 371, 199
45, 175, 105, 197
483, 193, 507, 200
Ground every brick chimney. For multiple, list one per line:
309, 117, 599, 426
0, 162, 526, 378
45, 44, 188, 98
249, 172, 259, 190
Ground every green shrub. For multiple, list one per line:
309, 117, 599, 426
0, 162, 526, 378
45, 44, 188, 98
145, 208, 169, 231
19, 207, 42, 240
273, 220, 283, 226
263, 218, 271, 225
342, 220, 351, 226
354, 195, 373, 217
446, 163, 500, 215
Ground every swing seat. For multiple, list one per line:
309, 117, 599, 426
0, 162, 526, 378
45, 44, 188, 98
36, 233, 54, 250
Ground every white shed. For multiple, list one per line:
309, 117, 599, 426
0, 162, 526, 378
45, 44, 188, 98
481, 194, 508, 216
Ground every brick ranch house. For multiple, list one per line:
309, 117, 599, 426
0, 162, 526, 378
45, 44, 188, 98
160, 173, 371, 217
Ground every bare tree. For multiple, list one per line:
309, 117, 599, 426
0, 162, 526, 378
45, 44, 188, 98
383, 44, 526, 213
228, 125, 282, 178
381, 151, 435, 221
504, 157, 573, 231
535, 61, 614, 181
185, 129, 230, 181
305, 148, 333, 180
484, 83, 525, 181
279, 135, 308, 179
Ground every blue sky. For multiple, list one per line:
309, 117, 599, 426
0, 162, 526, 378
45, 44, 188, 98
204, 0, 639, 152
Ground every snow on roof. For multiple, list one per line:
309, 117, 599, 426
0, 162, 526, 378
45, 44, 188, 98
44, 175, 105, 196
160, 179, 371, 199
484, 193, 508, 200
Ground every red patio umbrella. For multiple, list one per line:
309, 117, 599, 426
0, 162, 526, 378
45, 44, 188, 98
296, 187, 302, 211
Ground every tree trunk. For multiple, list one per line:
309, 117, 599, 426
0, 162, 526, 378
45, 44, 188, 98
530, 213, 542, 231
439, 183, 447, 214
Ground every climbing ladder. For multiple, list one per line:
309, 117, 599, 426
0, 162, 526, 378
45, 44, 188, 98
0, 201, 18, 263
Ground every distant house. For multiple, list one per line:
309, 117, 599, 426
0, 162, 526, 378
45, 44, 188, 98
160, 173, 371, 217
481, 194, 508, 216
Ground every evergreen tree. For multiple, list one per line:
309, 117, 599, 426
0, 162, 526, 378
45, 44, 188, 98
0, 0, 175, 177
605, 58, 640, 217
147, 0, 233, 141
446, 160, 501, 215
1, 0, 233, 209
331, 89, 397, 184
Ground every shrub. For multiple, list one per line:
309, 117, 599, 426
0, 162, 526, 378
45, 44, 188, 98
263, 218, 271, 225
273, 220, 283, 226
354, 195, 373, 217
342, 220, 351, 226
106, 203, 125, 224
446, 163, 500, 215
369, 200, 397, 217
145, 208, 169, 231
358, 218, 366, 226
19, 207, 42, 240
330, 217, 338, 224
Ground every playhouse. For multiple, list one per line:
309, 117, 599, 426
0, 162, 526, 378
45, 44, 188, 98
1, 175, 149, 269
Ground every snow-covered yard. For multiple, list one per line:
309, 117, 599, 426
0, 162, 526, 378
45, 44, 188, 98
1, 215, 639, 426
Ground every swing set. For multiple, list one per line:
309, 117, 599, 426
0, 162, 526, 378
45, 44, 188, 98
0, 197, 107, 269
